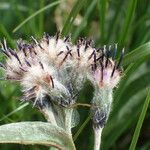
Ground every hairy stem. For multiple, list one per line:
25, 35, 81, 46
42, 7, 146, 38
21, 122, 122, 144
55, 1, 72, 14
94, 127, 103, 150
64, 108, 73, 135
92, 88, 113, 150
41, 107, 57, 126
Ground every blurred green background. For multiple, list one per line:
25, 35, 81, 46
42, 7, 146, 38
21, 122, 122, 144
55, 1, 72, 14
0, 0, 150, 150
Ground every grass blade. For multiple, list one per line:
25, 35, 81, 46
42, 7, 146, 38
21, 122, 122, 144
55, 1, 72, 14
113, 71, 150, 117
107, 0, 123, 42
13, 0, 61, 33
38, 0, 45, 36
73, 114, 91, 141
129, 89, 150, 150
0, 24, 15, 47
102, 90, 147, 150
72, 0, 97, 41
98, 0, 108, 44
61, 0, 87, 36
114, 57, 149, 112
114, 63, 134, 102
118, 0, 137, 50
102, 71, 150, 150
0, 103, 29, 122
123, 41, 150, 66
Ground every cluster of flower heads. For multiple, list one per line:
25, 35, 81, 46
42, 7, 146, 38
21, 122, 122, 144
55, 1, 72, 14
0, 33, 124, 110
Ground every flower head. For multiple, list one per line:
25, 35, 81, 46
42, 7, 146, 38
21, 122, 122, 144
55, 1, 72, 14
0, 34, 124, 148
91, 45, 124, 89
89, 45, 124, 130
0, 35, 72, 107
0, 35, 124, 107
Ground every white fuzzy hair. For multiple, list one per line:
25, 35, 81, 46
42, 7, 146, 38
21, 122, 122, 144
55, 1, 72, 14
1, 34, 122, 106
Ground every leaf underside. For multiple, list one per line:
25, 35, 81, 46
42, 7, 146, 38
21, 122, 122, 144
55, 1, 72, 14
0, 121, 75, 150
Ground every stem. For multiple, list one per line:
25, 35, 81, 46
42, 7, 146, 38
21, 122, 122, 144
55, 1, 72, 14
64, 108, 73, 135
69, 103, 91, 108
64, 108, 76, 149
41, 107, 57, 126
92, 88, 113, 150
94, 127, 103, 150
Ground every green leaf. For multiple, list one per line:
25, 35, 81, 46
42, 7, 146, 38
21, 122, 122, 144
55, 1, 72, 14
101, 90, 146, 150
118, 0, 137, 49
0, 122, 75, 150
101, 71, 150, 150
0, 103, 29, 122
113, 71, 150, 120
107, 0, 123, 42
73, 114, 91, 141
72, 0, 97, 42
13, 1, 61, 33
38, 0, 45, 36
61, 0, 87, 36
129, 89, 150, 150
113, 61, 149, 114
0, 24, 15, 47
98, 0, 108, 44
114, 63, 135, 102
123, 41, 150, 66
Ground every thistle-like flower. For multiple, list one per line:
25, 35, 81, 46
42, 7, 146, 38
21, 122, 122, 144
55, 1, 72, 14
0, 33, 99, 135
89, 45, 124, 150
0, 33, 124, 150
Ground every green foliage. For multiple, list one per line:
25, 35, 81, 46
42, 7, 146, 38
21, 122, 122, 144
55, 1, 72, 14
129, 89, 150, 150
0, 0, 150, 150
0, 122, 75, 150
